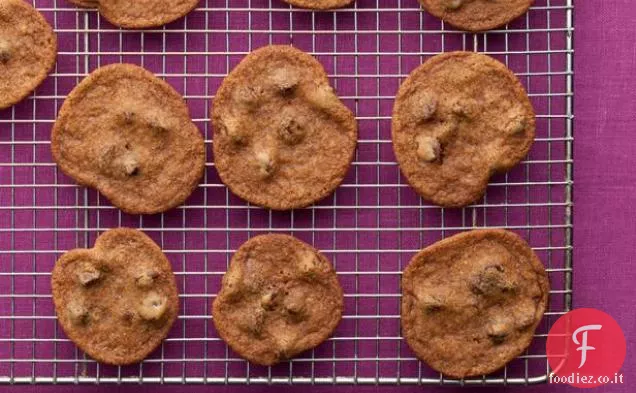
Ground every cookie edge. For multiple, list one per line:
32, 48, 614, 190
282, 0, 354, 10
419, 0, 535, 32
0, 0, 58, 110
98, 0, 200, 28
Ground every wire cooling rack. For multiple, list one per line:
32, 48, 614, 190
0, 0, 573, 385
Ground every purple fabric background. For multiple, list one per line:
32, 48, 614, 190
1, 0, 634, 391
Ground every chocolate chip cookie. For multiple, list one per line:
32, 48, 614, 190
212, 45, 357, 210
66, 0, 97, 8
212, 234, 343, 366
420, 0, 534, 32
401, 229, 549, 378
67, 0, 200, 28
51, 228, 179, 365
0, 0, 57, 110
392, 51, 535, 207
282, 0, 354, 9
51, 64, 205, 215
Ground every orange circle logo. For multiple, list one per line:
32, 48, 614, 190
546, 308, 626, 388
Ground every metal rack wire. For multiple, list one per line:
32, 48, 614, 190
0, 0, 573, 385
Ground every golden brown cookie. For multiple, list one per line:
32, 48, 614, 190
51, 228, 179, 366
401, 229, 549, 378
420, 0, 534, 32
51, 64, 205, 215
212, 45, 357, 210
66, 0, 98, 8
0, 0, 57, 110
212, 234, 344, 366
392, 52, 535, 208
282, 0, 353, 9
67, 0, 200, 29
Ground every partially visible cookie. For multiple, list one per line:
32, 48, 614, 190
212, 45, 357, 210
401, 229, 549, 378
66, 0, 200, 28
0, 0, 57, 110
212, 234, 344, 366
51, 64, 205, 215
392, 52, 535, 207
282, 0, 354, 9
66, 0, 98, 8
420, 0, 534, 32
51, 228, 179, 366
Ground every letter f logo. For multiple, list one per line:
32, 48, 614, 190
572, 324, 602, 369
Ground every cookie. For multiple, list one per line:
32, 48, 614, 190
51, 64, 205, 215
212, 234, 343, 366
392, 52, 535, 207
420, 0, 534, 32
282, 0, 354, 9
0, 0, 57, 110
67, 0, 200, 28
51, 228, 179, 365
212, 45, 357, 210
401, 229, 549, 378
66, 0, 98, 8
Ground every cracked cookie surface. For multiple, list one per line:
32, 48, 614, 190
212, 234, 344, 366
67, 0, 200, 28
212, 45, 357, 210
401, 229, 549, 378
392, 52, 535, 207
419, 0, 534, 31
51, 64, 205, 215
282, 0, 353, 9
0, 0, 57, 109
51, 228, 179, 366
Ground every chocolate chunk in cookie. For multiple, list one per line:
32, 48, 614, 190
51, 228, 179, 366
392, 52, 535, 207
212, 45, 358, 210
420, 0, 534, 32
67, 0, 200, 28
401, 229, 549, 378
51, 64, 205, 215
212, 234, 344, 366
0, 0, 57, 109
282, 0, 354, 9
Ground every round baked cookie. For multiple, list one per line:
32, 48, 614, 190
212, 234, 344, 366
51, 228, 179, 366
420, 0, 534, 32
66, 0, 200, 28
51, 64, 205, 215
212, 45, 357, 210
282, 0, 353, 9
401, 229, 549, 378
0, 0, 57, 110
392, 51, 535, 208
